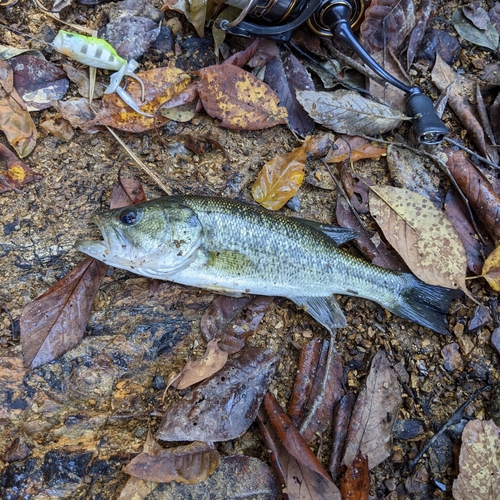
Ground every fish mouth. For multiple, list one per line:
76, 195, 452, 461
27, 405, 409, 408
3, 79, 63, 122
74, 214, 113, 260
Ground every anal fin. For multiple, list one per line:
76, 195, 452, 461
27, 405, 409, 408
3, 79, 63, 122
290, 295, 347, 333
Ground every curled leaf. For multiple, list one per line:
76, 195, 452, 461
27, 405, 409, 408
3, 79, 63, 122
172, 339, 229, 390
251, 139, 308, 210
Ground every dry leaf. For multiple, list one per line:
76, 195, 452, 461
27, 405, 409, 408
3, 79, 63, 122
445, 150, 500, 245
200, 295, 274, 354
296, 90, 407, 136
163, 0, 207, 37
453, 419, 500, 500
432, 54, 497, 163
342, 350, 402, 470
339, 452, 370, 500
482, 246, 500, 292
386, 144, 442, 208
369, 185, 469, 293
172, 339, 229, 390
251, 139, 308, 210
299, 339, 344, 445
20, 257, 108, 369
89, 66, 191, 132
407, 0, 434, 70
11, 54, 69, 111
125, 440, 220, 484
325, 136, 386, 163
360, 0, 416, 54
197, 64, 288, 130
118, 477, 158, 500
0, 143, 42, 194
258, 393, 342, 500
156, 347, 278, 442
40, 118, 74, 141
0, 59, 37, 157
263, 49, 316, 135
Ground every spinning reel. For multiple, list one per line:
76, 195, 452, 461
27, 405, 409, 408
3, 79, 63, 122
217, 0, 448, 145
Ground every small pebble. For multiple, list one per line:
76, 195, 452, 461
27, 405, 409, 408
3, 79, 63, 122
467, 305, 491, 331
491, 327, 500, 356
441, 343, 464, 372
152, 375, 165, 391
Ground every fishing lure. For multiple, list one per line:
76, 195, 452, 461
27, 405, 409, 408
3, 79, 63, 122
53, 30, 153, 117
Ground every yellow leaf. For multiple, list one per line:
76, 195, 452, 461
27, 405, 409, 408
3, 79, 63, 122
89, 66, 191, 132
369, 185, 470, 296
251, 139, 308, 210
482, 246, 500, 292
197, 64, 288, 130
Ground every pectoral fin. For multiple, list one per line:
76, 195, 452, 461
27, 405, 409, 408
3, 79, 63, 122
290, 295, 347, 332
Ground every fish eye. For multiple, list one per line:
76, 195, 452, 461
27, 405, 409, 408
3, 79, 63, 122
119, 208, 139, 225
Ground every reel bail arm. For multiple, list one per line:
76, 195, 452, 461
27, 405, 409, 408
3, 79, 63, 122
218, 0, 448, 144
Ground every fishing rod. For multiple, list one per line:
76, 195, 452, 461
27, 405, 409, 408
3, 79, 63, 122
216, 0, 448, 145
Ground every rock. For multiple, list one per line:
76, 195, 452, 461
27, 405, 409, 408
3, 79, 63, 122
393, 419, 424, 440
467, 305, 491, 331
441, 343, 464, 372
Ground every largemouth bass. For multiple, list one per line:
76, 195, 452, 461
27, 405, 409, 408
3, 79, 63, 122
75, 196, 459, 335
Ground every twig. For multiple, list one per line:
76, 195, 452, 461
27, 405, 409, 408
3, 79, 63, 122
408, 385, 490, 472
444, 137, 500, 170
104, 126, 171, 195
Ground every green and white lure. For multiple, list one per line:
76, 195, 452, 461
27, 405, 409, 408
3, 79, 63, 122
53, 30, 153, 117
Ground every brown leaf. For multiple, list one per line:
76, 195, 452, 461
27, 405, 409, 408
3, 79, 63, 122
325, 136, 387, 164
296, 90, 407, 136
125, 440, 220, 484
156, 347, 278, 442
40, 118, 74, 141
110, 178, 147, 209
0, 60, 37, 157
453, 419, 500, 500
444, 190, 489, 275
300, 339, 344, 444
264, 49, 316, 135
445, 150, 500, 246
222, 38, 260, 68
342, 350, 402, 470
369, 185, 469, 293
52, 98, 95, 129
200, 295, 274, 354
11, 54, 69, 111
407, 0, 434, 70
335, 196, 407, 271
482, 246, 500, 292
287, 338, 322, 427
20, 257, 108, 369
172, 339, 229, 390
197, 64, 288, 130
251, 139, 308, 210
360, 0, 416, 54
386, 144, 442, 208
88, 66, 191, 132
305, 133, 336, 159
258, 393, 342, 500
339, 452, 370, 500
329, 392, 357, 481
0, 143, 42, 194
432, 55, 498, 163
121, 455, 280, 499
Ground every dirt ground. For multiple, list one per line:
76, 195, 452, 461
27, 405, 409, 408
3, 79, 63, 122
1, 0, 499, 499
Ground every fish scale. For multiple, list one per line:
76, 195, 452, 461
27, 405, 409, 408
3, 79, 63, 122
76, 195, 461, 335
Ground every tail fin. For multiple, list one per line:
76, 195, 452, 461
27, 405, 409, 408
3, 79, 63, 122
389, 275, 462, 335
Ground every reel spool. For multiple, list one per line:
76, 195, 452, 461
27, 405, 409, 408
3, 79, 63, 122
217, 0, 448, 145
